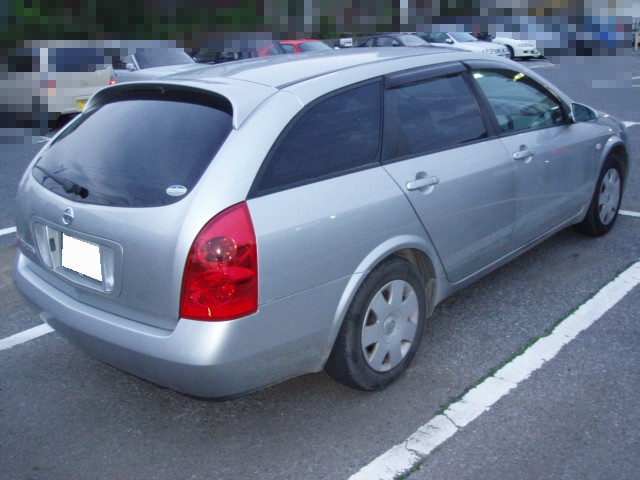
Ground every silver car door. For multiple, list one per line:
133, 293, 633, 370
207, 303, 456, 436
470, 68, 596, 246
381, 65, 516, 284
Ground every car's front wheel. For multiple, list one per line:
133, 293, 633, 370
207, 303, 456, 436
575, 154, 624, 236
325, 257, 427, 391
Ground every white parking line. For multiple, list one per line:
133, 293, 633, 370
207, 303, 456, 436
0, 226, 17, 237
350, 261, 640, 480
621, 210, 640, 218
0, 323, 54, 352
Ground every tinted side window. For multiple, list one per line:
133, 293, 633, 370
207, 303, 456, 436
472, 70, 566, 134
377, 37, 397, 47
255, 82, 381, 193
385, 74, 487, 159
427, 33, 448, 43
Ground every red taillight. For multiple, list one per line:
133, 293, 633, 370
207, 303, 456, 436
180, 202, 258, 321
109, 78, 117, 85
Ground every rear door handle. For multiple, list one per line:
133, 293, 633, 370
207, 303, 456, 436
406, 176, 439, 191
513, 149, 535, 160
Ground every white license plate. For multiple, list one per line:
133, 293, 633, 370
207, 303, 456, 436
61, 234, 103, 282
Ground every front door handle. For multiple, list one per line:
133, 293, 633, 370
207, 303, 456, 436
513, 148, 535, 160
406, 175, 439, 191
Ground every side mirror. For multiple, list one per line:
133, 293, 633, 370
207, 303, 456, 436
446, 39, 454, 44
126, 63, 135, 72
570, 103, 598, 122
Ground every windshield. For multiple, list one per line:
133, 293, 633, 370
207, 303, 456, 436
398, 34, 429, 46
298, 41, 333, 52
133, 49, 194, 69
449, 32, 478, 43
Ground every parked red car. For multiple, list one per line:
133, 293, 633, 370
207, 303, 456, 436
259, 39, 334, 56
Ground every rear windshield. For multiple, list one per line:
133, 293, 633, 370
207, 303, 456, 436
133, 49, 194, 69
49, 48, 111, 72
33, 96, 232, 207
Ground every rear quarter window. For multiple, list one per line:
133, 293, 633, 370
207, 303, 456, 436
253, 81, 382, 195
33, 92, 232, 207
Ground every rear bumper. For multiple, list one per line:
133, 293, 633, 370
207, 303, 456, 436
43, 92, 86, 116
513, 47, 541, 58
14, 252, 343, 399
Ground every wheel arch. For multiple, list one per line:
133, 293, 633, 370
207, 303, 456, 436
394, 248, 438, 315
605, 142, 629, 188
319, 235, 446, 367
575, 141, 628, 236
506, 45, 515, 59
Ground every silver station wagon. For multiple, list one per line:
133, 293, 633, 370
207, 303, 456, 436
14, 48, 629, 398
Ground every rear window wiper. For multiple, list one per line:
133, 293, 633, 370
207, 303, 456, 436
34, 165, 89, 199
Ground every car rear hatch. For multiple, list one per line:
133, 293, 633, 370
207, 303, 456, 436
17, 85, 240, 331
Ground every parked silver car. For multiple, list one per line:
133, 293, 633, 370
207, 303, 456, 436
109, 48, 199, 84
14, 48, 628, 398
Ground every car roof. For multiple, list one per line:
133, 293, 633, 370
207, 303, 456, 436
167, 47, 453, 89
87, 48, 512, 128
361, 33, 404, 37
359, 33, 416, 41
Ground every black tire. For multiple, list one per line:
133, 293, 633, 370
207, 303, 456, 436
325, 257, 427, 391
507, 46, 515, 59
575, 154, 624, 236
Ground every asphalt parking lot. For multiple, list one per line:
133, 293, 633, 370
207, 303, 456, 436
1, 52, 639, 480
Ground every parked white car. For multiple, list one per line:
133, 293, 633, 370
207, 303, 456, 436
39, 48, 113, 115
418, 32, 510, 57
2, 47, 112, 126
491, 36, 542, 59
